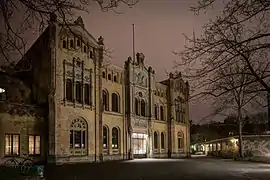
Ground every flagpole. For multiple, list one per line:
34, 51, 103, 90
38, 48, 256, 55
132, 24, 135, 61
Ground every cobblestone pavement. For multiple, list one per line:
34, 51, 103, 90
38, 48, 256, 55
45, 157, 270, 180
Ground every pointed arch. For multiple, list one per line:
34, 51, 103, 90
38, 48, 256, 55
177, 131, 184, 149
154, 131, 158, 149
161, 132, 165, 149
69, 118, 88, 156
112, 127, 120, 149
102, 89, 109, 111
112, 92, 120, 112
103, 125, 109, 149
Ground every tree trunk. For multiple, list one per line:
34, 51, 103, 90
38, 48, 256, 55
238, 107, 243, 158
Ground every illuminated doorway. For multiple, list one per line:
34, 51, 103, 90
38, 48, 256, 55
132, 133, 148, 158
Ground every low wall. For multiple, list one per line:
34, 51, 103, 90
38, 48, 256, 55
204, 135, 270, 163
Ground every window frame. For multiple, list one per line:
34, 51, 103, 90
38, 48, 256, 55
4, 134, 20, 156
28, 135, 41, 156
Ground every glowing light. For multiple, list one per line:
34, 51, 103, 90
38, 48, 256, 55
230, 138, 238, 143
0, 88, 5, 93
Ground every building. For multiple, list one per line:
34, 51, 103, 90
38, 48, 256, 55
0, 15, 190, 164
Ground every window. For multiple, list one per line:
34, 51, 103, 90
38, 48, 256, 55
160, 106, 164, 120
76, 81, 82, 103
175, 98, 185, 123
66, 79, 73, 102
84, 84, 90, 105
113, 76, 117, 82
70, 39, 74, 48
77, 39, 80, 47
90, 51, 93, 59
70, 118, 87, 156
178, 132, 183, 149
29, 135, 41, 155
108, 74, 112, 80
161, 132, 165, 149
63, 40, 67, 49
112, 93, 120, 112
0, 87, 7, 101
102, 72, 106, 78
103, 126, 108, 149
154, 132, 158, 149
112, 127, 119, 149
5, 134, 19, 156
141, 99, 146, 117
102, 90, 109, 111
154, 104, 158, 119
83, 46, 86, 53
135, 98, 140, 115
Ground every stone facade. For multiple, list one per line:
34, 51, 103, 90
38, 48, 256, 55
0, 16, 190, 164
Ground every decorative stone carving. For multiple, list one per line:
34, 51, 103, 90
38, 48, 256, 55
84, 76, 90, 82
132, 119, 148, 129
66, 71, 73, 77
76, 73, 82, 79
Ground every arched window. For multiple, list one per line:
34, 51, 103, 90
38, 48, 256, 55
177, 132, 184, 149
112, 127, 119, 149
77, 39, 81, 47
160, 106, 164, 120
113, 75, 117, 82
103, 126, 109, 149
108, 74, 112, 80
141, 99, 146, 116
66, 79, 73, 101
135, 98, 140, 115
70, 118, 87, 156
70, 39, 74, 48
112, 93, 120, 112
154, 104, 158, 119
102, 90, 109, 111
102, 72, 106, 78
154, 132, 158, 149
161, 132, 165, 149
63, 40, 67, 49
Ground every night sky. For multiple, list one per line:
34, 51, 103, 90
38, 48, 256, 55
82, 0, 222, 123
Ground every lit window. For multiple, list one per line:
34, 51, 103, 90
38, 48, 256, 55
103, 126, 108, 149
178, 132, 183, 149
29, 135, 41, 155
0, 87, 7, 101
112, 127, 119, 149
70, 118, 87, 156
5, 134, 19, 156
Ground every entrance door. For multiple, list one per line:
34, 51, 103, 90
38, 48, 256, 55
132, 133, 147, 158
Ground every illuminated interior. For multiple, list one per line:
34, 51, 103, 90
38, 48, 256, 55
132, 133, 148, 155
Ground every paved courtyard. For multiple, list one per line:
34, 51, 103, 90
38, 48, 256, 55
46, 157, 270, 180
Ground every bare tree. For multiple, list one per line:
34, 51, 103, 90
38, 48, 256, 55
0, 0, 138, 68
210, 60, 262, 157
175, 0, 270, 124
